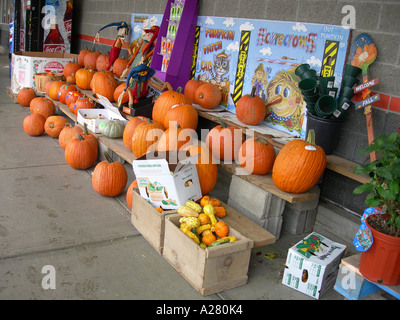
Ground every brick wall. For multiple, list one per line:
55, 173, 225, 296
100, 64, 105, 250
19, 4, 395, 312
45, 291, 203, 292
74, 0, 400, 215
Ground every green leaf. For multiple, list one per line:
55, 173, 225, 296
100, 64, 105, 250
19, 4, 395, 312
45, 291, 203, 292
365, 198, 381, 207
353, 183, 374, 194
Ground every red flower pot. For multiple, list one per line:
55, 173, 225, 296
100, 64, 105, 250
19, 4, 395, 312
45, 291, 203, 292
359, 215, 400, 286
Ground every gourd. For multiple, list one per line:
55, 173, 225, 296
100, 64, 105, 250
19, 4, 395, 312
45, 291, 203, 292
238, 137, 276, 175
272, 129, 326, 193
185, 201, 202, 213
194, 83, 222, 109
177, 205, 199, 217
17, 87, 36, 107
179, 217, 200, 229
180, 223, 200, 244
23, 113, 46, 136
203, 204, 217, 226
200, 195, 220, 207
92, 152, 128, 197
206, 119, 243, 161
214, 206, 226, 218
65, 132, 98, 170
201, 233, 216, 246
213, 221, 229, 238
44, 115, 68, 138
198, 213, 211, 225
208, 238, 230, 247
99, 120, 125, 138
196, 224, 211, 235
235, 86, 266, 125
29, 97, 55, 119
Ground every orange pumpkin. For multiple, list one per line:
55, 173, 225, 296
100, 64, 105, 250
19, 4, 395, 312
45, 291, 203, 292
198, 213, 211, 225
17, 87, 36, 107
96, 53, 109, 72
48, 80, 65, 101
78, 49, 91, 66
91, 70, 118, 102
152, 89, 191, 129
75, 68, 95, 90
65, 132, 98, 170
235, 86, 266, 125
184, 145, 218, 196
238, 137, 276, 175
44, 115, 68, 138
122, 116, 148, 150
112, 57, 129, 77
92, 152, 128, 197
205, 120, 243, 161
214, 221, 229, 238
126, 179, 138, 210
73, 96, 95, 116
58, 83, 77, 104
29, 97, 55, 119
66, 91, 83, 108
44, 81, 54, 96
63, 62, 82, 81
195, 83, 222, 109
58, 123, 84, 150
184, 77, 204, 103
156, 125, 193, 151
164, 103, 198, 130
272, 129, 326, 193
201, 233, 217, 246
131, 119, 164, 158
23, 113, 46, 136
84, 51, 101, 70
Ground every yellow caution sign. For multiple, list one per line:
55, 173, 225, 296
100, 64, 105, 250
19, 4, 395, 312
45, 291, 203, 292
190, 26, 200, 79
232, 30, 250, 105
321, 40, 339, 77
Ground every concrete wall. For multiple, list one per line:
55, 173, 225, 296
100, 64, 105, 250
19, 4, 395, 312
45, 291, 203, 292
73, 0, 400, 216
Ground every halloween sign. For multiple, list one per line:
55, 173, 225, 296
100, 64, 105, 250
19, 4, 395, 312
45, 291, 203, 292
192, 17, 350, 138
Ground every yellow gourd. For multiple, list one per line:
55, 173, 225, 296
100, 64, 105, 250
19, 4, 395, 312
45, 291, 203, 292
203, 204, 217, 226
185, 200, 202, 213
177, 205, 199, 217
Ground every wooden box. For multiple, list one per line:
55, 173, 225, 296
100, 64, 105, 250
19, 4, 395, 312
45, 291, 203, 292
162, 214, 254, 295
131, 190, 177, 254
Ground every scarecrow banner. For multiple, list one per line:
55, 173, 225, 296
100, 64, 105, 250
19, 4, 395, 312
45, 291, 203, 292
192, 17, 350, 138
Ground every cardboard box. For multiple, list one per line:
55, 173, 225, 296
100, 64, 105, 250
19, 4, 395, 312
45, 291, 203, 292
132, 151, 202, 210
282, 232, 346, 299
131, 190, 177, 254
76, 95, 128, 133
162, 214, 254, 295
11, 51, 78, 94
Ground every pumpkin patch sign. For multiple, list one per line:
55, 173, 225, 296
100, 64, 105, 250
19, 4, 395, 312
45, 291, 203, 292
192, 17, 350, 138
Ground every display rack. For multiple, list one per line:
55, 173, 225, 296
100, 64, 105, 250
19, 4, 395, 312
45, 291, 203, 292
150, 0, 199, 90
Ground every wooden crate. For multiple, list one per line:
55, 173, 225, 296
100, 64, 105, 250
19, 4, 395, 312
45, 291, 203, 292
162, 214, 254, 296
131, 190, 177, 254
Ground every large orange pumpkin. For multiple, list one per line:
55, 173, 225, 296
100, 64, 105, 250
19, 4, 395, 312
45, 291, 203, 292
84, 51, 101, 70
272, 129, 326, 193
164, 103, 198, 131
48, 80, 66, 101
205, 120, 243, 161
126, 179, 138, 210
184, 144, 218, 196
58, 123, 83, 150
152, 89, 190, 129
91, 70, 118, 102
75, 68, 95, 90
155, 125, 194, 151
44, 115, 68, 138
23, 113, 46, 136
58, 83, 77, 104
78, 49, 91, 66
63, 62, 82, 81
17, 87, 36, 107
122, 116, 148, 150
235, 86, 266, 125
29, 97, 55, 119
238, 137, 276, 175
112, 57, 129, 77
131, 119, 164, 158
195, 83, 222, 109
92, 152, 128, 197
184, 77, 204, 103
65, 132, 98, 170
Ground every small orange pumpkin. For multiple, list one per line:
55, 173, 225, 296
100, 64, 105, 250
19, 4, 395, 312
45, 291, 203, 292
194, 83, 222, 109
48, 80, 66, 101
198, 213, 211, 225
238, 137, 276, 175
84, 51, 101, 70
63, 62, 82, 81
164, 103, 198, 130
78, 49, 91, 66
75, 68, 95, 90
91, 70, 118, 102
122, 116, 149, 150
131, 119, 165, 158
73, 96, 95, 116
96, 53, 109, 72
58, 83, 77, 104
184, 77, 204, 103
44, 115, 68, 138
23, 113, 46, 136
29, 97, 55, 119
214, 221, 229, 238
112, 57, 129, 77
17, 87, 36, 107
235, 86, 266, 125
202, 233, 217, 246
58, 123, 84, 150
65, 131, 98, 169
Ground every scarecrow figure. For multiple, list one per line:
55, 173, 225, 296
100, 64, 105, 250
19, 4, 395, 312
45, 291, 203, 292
118, 63, 155, 108
94, 21, 130, 71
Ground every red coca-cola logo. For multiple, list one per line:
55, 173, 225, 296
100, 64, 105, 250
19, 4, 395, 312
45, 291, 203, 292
43, 61, 65, 73
43, 44, 66, 54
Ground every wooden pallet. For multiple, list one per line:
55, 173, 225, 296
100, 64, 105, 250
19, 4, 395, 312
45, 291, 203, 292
334, 254, 400, 300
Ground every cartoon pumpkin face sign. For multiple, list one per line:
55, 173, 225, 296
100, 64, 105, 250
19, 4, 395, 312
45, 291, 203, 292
265, 68, 305, 133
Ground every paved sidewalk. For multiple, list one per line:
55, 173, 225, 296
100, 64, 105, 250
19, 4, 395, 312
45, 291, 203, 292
0, 54, 344, 300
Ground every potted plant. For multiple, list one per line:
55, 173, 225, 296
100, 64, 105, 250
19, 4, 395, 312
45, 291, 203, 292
353, 128, 400, 285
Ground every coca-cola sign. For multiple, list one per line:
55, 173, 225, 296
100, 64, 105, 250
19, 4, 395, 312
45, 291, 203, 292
43, 44, 66, 53
44, 61, 64, 73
